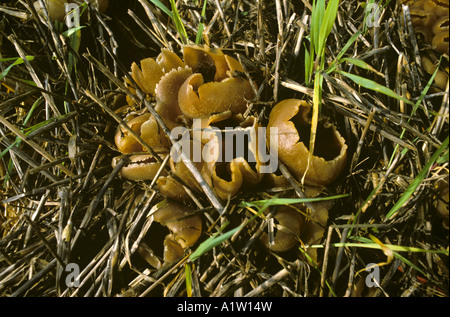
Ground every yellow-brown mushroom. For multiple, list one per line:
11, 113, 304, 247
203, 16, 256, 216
151, 200, 202, 263
111, 154, 167, 181
182, 45, 245, 82
114, 112, 169, 154
266, 99, 348, 187
33, 0, 109, 21
87, 0, 109, 13
421, 55, 449, 90
154, 66, 193, 130
33, 0, 66, 21
198, 115, 264, 200
157, 140, 205, 202
401, 0, 449, 89
178, 73, 254, 119
260, 206, 304, 252
259, 201, 329, 256
130, 49, 185, 96
177, 45, 255, 119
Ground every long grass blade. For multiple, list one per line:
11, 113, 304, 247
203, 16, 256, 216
189, 225, 239, 261
338, 70, 414, 105
0, 56, 35, 80
148, 0, 174, 18
385, 135, 449, 219
317, 0, 339, 57
169, 0, 189, 44
195, 0, 208, 44
239, 194, 349, 208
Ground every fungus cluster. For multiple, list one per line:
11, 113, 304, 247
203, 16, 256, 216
113, 45, 349, 259
402, 0, 449, 55
114, 45, 258, 203
400, 0, 449, 89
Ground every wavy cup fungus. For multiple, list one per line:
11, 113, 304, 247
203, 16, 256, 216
266, 99, 348, 187
111, 154, 167, 181
178, 45, 255, 119
260, 206, 304, 252
149, 200, 202, 264
131, 49, 185, 96
157, 140, 205, 202
399, 0, 449, 89
114, 113, 169, 154
260, 202, 329, 258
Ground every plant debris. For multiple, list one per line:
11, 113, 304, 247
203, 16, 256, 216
0, 0, 448, 297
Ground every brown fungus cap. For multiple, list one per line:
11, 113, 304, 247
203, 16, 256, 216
199, 115, 263, 200
178, 73, 254, 119
33, 0, 109, 21
266, 99, 348, 187
114, 113, 169, 154
404, 0, 449, 55
435, 176, 449, 230
260, 206, 304, 252
178, 45, 254, 119
423, 0, 449, 18
151, 200, 202, 263
182, 45, 244, 82
130, 49, 185, 96
33, 0, 66, 21
111, 154, 167, 181
155, 66, 193, 130
157, 140, 205, 202
259, 199, 329, 257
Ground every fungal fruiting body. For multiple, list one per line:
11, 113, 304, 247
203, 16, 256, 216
178, 45, 255, 119
259, 200, 330, 258
113, 46, 348, 261
114, 45, 260, 201
402, 0, 449, 54
435, 176, 449, 230
400, 0, 449, 89
138, 200, 202, 266
266, 99, 348, 187
33, 0, 109, 21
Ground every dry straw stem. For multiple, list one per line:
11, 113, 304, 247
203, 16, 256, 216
0, 115, 74, 177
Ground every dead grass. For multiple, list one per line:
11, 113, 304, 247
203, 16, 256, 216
0, 0, 448, 297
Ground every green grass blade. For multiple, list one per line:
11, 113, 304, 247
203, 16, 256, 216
0, 56, 35, 80
311, 0, 325, 55
312, 234, 449, 255
317, 0, 339, 57
149, 0, 174, 18
336, 31, 361, 60
340, 57, 384, 77
61, 26, 86, 38
189, 225, 239, 261
195, 0, 208, 44
190, 198, 276, 261
169, 0, 189, 44
338, 70, 414, 105
385, 135, 449, 219
2, 96, 42, 186
304, 44, 312, 84
239, 194, 349, 208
